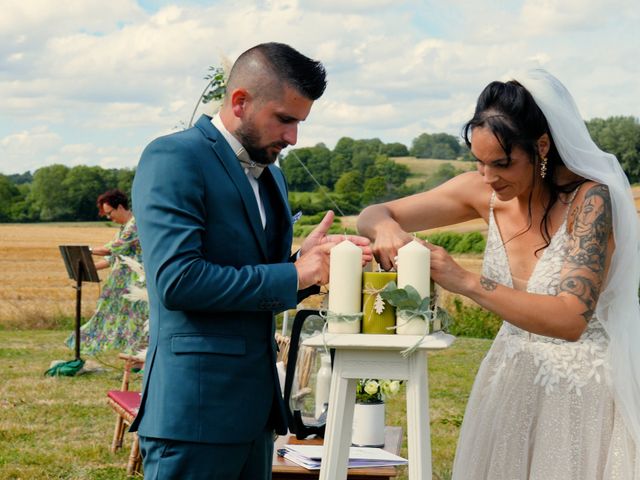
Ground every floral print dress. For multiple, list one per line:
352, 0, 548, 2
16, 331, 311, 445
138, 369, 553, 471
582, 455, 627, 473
65, 217, 149, 355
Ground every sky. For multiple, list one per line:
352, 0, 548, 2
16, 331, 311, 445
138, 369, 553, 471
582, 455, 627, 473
1, 0, 638, 175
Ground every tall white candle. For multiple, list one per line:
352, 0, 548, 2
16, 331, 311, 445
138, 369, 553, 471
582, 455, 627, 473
396, 240, 430, 335
328, 239, 362, 333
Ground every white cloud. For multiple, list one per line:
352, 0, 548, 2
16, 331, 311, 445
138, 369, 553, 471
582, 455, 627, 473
0, 0, 638, 174
0, 127, 63, 173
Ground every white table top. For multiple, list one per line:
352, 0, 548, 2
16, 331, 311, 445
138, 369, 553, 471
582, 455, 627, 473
303, 331, 455, 351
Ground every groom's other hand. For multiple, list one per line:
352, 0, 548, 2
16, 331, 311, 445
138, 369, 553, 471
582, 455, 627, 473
299, 210, 373, 265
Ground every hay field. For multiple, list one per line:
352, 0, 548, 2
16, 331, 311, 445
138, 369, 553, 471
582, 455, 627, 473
3, 183, 638, 330
393, 156, 476, 186
0, 223, 118, 329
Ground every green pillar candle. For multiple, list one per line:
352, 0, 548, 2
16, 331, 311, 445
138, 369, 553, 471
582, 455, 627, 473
362, 272, 397, 334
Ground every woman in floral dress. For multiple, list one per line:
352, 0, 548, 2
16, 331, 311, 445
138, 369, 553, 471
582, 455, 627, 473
65, 189, 149, 355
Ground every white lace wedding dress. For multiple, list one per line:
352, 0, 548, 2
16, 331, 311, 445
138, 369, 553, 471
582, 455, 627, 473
451, 194, 638, 479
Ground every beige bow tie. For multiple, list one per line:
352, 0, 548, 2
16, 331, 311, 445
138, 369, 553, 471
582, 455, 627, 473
237, 149, 265, 179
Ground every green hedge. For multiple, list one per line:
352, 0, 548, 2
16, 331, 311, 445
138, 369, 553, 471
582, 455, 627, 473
418, 231, 486, 254
446, 297, 502, 339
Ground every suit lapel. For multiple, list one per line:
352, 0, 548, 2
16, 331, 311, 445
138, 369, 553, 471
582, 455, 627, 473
265, 165, 293, 261
196, 116, 269, 261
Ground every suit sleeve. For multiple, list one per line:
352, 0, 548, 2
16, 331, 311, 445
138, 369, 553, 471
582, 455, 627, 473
132, 136, 299, 313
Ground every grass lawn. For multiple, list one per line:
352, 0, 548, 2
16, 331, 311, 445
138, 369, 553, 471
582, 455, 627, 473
0, 330, 490, 480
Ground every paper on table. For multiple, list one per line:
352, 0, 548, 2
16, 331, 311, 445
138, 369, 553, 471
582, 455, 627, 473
280, 444, 408, 470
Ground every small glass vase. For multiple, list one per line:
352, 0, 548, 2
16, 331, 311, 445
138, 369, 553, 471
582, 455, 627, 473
352, 400, 385, 447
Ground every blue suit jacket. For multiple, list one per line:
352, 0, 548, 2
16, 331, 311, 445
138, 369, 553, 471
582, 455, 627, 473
131, 115, 299, 443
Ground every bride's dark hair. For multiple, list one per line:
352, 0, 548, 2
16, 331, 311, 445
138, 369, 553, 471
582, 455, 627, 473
462, 80, 585, 252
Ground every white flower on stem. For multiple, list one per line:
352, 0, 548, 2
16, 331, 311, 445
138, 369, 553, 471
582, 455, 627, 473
381, 380, 401, 396
364, 380, 380, 396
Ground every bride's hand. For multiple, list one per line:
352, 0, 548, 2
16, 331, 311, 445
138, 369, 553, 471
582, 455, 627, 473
426, 243, 472, 294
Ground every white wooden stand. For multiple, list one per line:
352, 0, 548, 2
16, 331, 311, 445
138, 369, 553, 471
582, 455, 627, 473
303, 332, 455, 480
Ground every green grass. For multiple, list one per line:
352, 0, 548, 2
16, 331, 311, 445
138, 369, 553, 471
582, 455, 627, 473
0, 331, 141, 480
0, 331, 490, 480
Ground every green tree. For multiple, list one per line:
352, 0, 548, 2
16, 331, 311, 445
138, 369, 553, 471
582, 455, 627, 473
63, 166, 108, 220
0, 175, 23, 222
586, 116, 640, 183
410, 132, 462, 159
27, 165, 72, 221
330, 153, 352, 185
422, 163, 462, 190
372, 157, 410, 187
362, 176, 387, 204
281, 145, 332, 191
382, 142, 409, 157
334, 171, 363, 196
333, 137, 357, 162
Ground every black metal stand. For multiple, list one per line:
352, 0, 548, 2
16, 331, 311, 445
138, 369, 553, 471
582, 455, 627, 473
74, 260, 84, 361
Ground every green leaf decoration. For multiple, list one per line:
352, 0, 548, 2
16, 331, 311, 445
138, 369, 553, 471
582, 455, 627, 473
404, 285, 422, 306
418, 296, 431, 313
435, 307, 453, 329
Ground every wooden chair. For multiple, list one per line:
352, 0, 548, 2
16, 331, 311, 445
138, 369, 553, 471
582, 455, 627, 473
275, 332, 291, 366
107, 353, 144, 476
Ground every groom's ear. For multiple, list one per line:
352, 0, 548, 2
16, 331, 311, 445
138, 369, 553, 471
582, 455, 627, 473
230, 88, 251, 118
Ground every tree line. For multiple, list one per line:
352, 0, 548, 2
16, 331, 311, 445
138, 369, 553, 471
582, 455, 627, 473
0, 116, 638, 222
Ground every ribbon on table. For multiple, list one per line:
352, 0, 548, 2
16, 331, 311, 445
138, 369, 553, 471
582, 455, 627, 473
319, 310, 364, 354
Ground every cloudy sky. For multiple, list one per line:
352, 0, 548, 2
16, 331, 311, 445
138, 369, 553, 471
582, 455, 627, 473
1, 0, 638, 175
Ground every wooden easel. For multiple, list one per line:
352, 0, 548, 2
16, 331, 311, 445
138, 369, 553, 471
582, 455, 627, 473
59, 245, 100, 360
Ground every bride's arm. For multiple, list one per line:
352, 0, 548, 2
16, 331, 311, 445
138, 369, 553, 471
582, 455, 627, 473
431, 183, 613, 341
357, 172, 487, 270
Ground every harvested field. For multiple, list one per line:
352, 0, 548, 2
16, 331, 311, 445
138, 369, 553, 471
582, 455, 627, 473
0, 223, 117, 329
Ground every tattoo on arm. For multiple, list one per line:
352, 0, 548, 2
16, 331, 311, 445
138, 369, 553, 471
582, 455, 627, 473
559, 276, 598, 322
480, 276, 497, 292
563, 184, 612, 321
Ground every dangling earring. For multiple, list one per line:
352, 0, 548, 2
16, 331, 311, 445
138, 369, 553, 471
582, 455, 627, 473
540, 156, 548, 179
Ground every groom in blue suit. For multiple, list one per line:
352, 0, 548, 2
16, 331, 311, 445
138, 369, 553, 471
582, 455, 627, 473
131, 43, 371, 479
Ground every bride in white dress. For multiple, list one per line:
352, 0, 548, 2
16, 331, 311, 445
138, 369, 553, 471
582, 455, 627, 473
357, 69, 640, 479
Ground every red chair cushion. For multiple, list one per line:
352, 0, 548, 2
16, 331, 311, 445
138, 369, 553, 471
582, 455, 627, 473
107, 390, 141, 417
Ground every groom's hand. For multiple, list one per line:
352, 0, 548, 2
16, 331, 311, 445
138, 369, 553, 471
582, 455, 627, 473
299, 210, 373, 265
294, 242, 337, 289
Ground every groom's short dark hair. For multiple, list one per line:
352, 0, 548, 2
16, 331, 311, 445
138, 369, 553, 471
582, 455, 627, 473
227, 42, 327, 101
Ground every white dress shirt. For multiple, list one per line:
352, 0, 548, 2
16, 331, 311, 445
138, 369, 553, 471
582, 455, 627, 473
211, 114, 266, 228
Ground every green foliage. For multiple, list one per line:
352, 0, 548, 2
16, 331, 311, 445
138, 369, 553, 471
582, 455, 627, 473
410, 133, 463, 159
281, 145, 333, 190
0, 175, 23, 222
27, 164, 73, 221
1, 165, 136, 223
334, 171, 363, 195
363, 176, 388, 203
447, 297, 502, 339
587, 116, 640, 183
421, 231, 486, 254
420, 163, 465, 191
295, 211, 328, 225
201, 66, 227, 104
383, 142, 410, 157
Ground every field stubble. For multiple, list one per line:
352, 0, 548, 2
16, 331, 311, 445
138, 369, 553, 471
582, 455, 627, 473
0, 223, 485, 329
0, 224, 117, 329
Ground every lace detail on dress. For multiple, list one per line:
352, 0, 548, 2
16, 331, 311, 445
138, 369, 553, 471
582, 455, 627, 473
482, 192, 609, 395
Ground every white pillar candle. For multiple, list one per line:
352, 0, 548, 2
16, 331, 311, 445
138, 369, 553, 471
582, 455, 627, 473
328, 239, 362, 333
396, 240, 430, 335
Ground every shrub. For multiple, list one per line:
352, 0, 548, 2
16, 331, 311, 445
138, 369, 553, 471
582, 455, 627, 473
419, 231, 486, 254
446, 297, 502, 339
